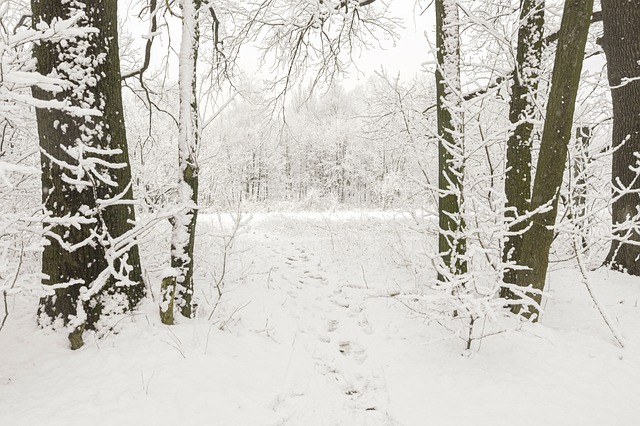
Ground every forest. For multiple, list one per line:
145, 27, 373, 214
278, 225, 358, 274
1, 0, 639, 424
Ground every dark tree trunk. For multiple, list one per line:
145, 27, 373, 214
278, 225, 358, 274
514, 0, 594, 319
32, 0, 144, 338
502, 0, 545, 294
601, 1, 640, 276
435, 0, 467, 281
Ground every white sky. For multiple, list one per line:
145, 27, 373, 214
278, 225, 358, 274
345, 1, 436, 85
119, 0, 436, 91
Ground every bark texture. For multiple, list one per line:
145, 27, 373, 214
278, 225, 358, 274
32, 0, 144, 334
514, 0, 594, 318
502, 0, 545, 293
435, 0, 467, 281
601, 1, 640, 276
161, 0, 201, 323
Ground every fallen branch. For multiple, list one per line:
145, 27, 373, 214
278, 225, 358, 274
573, 237, 626, 348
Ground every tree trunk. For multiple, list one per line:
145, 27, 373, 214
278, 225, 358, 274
32, 0, 144, 337
502, 0, 545, 294
435, 0, 467, 281
161, 0, 201, 323
514, 0, 594, 319
601, 1, 640, 276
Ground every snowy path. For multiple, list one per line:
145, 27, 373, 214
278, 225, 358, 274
237, 217, 403, 425
1, 212, 640, 426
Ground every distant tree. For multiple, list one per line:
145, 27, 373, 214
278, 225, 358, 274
31, 0, 144, 347
601, 1, 640, 276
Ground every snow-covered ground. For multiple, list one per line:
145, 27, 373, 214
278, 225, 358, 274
1, 212, 639, 425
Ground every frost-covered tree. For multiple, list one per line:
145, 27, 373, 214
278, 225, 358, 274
160, 0, 202, 324
502, 0, 545, 293
513, 0, 595, 318
435, 0, 466, 281
31, 0, 144, 347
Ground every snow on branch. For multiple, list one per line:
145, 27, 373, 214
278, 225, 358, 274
231, 0, 400, 112
1, 9, 100, 128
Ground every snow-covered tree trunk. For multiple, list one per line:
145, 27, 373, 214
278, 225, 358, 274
513, 0, 595, 319
161, 0, 201, 324
31, 0, 145, 346
601, 0, 640, 276
435, 0, 466, 281
502, 0, 545, 294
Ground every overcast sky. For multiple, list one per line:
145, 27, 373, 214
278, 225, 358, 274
120, 0, 436, 91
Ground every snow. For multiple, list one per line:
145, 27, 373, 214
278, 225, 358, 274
1, 212, 639, 425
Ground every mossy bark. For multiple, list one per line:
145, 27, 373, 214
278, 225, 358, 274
160, 276, 176, 325
513, 0, 595, 319
502, 0, 545, 295
32, 0, 144, 336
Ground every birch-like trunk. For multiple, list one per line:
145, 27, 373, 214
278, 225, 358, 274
435, 0, 466, 281
161, 0, 201, 324
514, 0, 595, 319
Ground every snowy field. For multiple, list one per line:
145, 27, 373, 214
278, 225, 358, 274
1, 212, 639, 425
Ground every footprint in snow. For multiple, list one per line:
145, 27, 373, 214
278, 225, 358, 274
339, 340, 367, 364
327, 318, 339, 332
330, 295, 350, 308
358, 316, 373, 335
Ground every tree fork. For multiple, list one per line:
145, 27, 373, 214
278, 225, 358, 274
513, 0, 595, 319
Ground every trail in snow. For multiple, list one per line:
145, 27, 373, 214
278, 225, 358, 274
235, 217, 405, 425
1, 212, 639, 426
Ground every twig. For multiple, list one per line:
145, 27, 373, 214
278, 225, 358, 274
573, 238, 626, 348
360, 265, 369, 289
0, 242, 23, 333
218, 301, 251, 331
207, 295, 221, 321
122, 0, 159, 81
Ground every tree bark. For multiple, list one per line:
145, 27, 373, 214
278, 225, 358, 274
513, 0, 594, 319
601, 1, 640, 276
502, 0, 545, 294
32, 0, 144, 335
435, 0, 467, 281
161, 0, 201, 323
